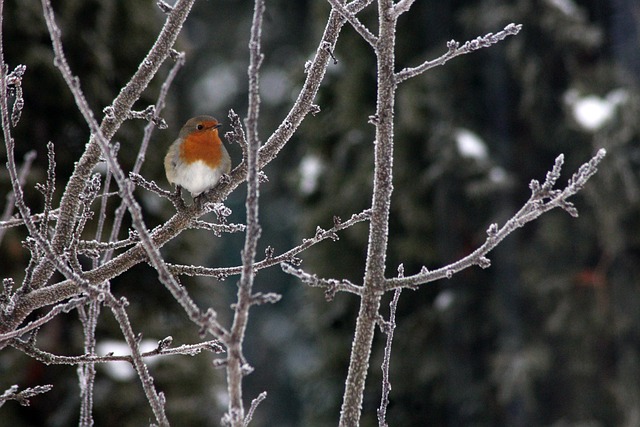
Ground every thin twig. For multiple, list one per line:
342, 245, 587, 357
104, 293, 169, 426
385, 149, 607, 290
326, 0, 378, 48
244, 392, 267, 427
281, 263, 362, 299
0, 384, 53, 408
225, 1, 266, 425
395, 23, 522, 84
392, 0, 415, 18
0, 150, 36, 245
11, 336, 223, 365
37, 142, 56, 240
169, 209, 370, 279
377, 288, 401, 427
0, 297, 88, 344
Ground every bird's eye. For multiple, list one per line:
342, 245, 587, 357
196, 124, 204, 130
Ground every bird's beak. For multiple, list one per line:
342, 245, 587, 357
213, 123, 222, 129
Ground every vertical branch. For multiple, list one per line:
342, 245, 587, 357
377, 288, 401, 427
340, 0, 397, 425
77, 300, 100, 427
225, 1, 265, 425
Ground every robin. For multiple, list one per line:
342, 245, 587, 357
164, 115, 231, 198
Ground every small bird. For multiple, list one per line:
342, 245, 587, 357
164, 115, 231, 198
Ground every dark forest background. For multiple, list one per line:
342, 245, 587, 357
1, 0, 639, 426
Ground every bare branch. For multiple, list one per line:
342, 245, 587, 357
392, 0, 415, 18
103, 293, 168, 425
225, 0, 266, 424
168, 209, 370, 279
395, 23, 522, 84
385, 149, 607, 290
5, 63, 26, 127
0, 297, 88, 344
10, 336, 223, 365
126, 105, 168, 129
0, 384, 53, 408
377, 288, 401, 427
281, 263, 362, 300
340, 0, 398, 423
326, 0, 378, 48
0, 150, 35, 244
244, 391, 267, 427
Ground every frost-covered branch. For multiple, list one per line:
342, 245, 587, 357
0, 150, 35, 245
0, 384, 53, 408
377, 288, 401, 427
244, 391, 267, 427
326, 0, 377, 48
169, 209, 370, 279
385, 149, 607, 290
27, 0, 198, 292
10, 336, 223, 365
339, 1, 398, 423
395, 23, 522, 84
281, 263, 363, 299
104, 293, 168, 425
224, 0, 266, 424
0, 297, 88, 344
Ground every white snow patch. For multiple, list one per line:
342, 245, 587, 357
455, 128, 488, 160
434, 289, 455, 311
191, 66, 239, 113
546, 0, 579, 16
96, 339, 159, 381
564, 88, 628, 132
299, 154, 324, 195
489, 166, 508, 184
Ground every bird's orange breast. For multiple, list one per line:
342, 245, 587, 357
179, 131, 224, 168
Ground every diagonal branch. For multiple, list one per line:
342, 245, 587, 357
385, 149, 607, 290
28, 0, 198, 291
326, 0, 378, 48
395, 23, 522, 84
1, 0, 374, 351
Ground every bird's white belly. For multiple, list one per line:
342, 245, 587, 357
173, 160, 223, 196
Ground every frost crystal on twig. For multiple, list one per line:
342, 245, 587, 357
0, 384, 53, 408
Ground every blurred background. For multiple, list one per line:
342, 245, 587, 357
1, 0, 639, 426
